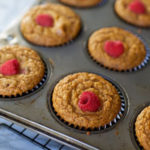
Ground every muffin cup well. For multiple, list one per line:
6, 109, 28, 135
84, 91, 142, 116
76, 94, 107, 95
0, 58, 49, 101
87, 29, 150, 72
130, 103, 150, 150
58, 0, 107, 9
48, 73, 128, 133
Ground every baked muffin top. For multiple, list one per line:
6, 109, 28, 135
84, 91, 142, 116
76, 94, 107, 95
88, 27, 146, 71
135, 106, 150, 150
59, 0, 102, 8
115, 0, 150, 27
0, 45, 45, 96
21, 3, 81, 46
52, 72, 121, 129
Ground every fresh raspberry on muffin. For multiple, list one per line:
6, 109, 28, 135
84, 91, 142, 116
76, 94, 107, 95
36, 14, 54, 27
78, 91, 100, 112
128, 0, 146, 14
104, 41, 124, 58
0, 59, 20, 76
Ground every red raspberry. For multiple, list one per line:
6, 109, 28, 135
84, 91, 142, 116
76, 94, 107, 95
78, 91, 100, 112
104, 40, 124, 58
0, 59, 20, 76
128, 0, 146, 14
35, 14, 54, 27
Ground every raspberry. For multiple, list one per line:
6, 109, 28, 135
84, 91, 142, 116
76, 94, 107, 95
35, 14, 54, 27
78, 91, 100, 112
104, 40, 124, 58
128, 0, 146, 14
0, 59, 20, 76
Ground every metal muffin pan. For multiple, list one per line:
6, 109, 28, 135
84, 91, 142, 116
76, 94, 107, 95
0, 0, 150, 149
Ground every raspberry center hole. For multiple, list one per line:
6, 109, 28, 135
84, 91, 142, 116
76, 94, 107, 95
81, 98, 88, 104
78, 91, 100, 112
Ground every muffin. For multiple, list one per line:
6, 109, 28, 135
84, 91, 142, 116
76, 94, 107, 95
115, 0, 150, 27
59, 0, 102, 8
135, 106, 150, 150
52, 72, 121, 129
88, 27, 146, 71
20, 3, 81, 46
0, 45, 45, 97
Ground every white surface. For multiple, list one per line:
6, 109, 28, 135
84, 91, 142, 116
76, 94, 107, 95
0, 0, 36, 32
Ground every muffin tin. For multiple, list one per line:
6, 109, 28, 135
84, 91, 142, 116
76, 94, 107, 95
0, 0, 150, 149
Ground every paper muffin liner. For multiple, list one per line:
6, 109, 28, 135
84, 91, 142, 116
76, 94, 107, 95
48, 74, 128, 133
130, 103, 150, 150
87, 29, 150, 72
58, 0, 107, 9
0, 60, 48, 100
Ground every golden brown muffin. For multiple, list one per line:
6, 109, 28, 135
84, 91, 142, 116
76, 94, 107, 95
115, 0, 150, 27
88, 27, 146, 71
52, 72, 121, 129
59, 0, 102, 8
135, 106, 150, 150
0, 45, 45, 96
20, 3, 81, 46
